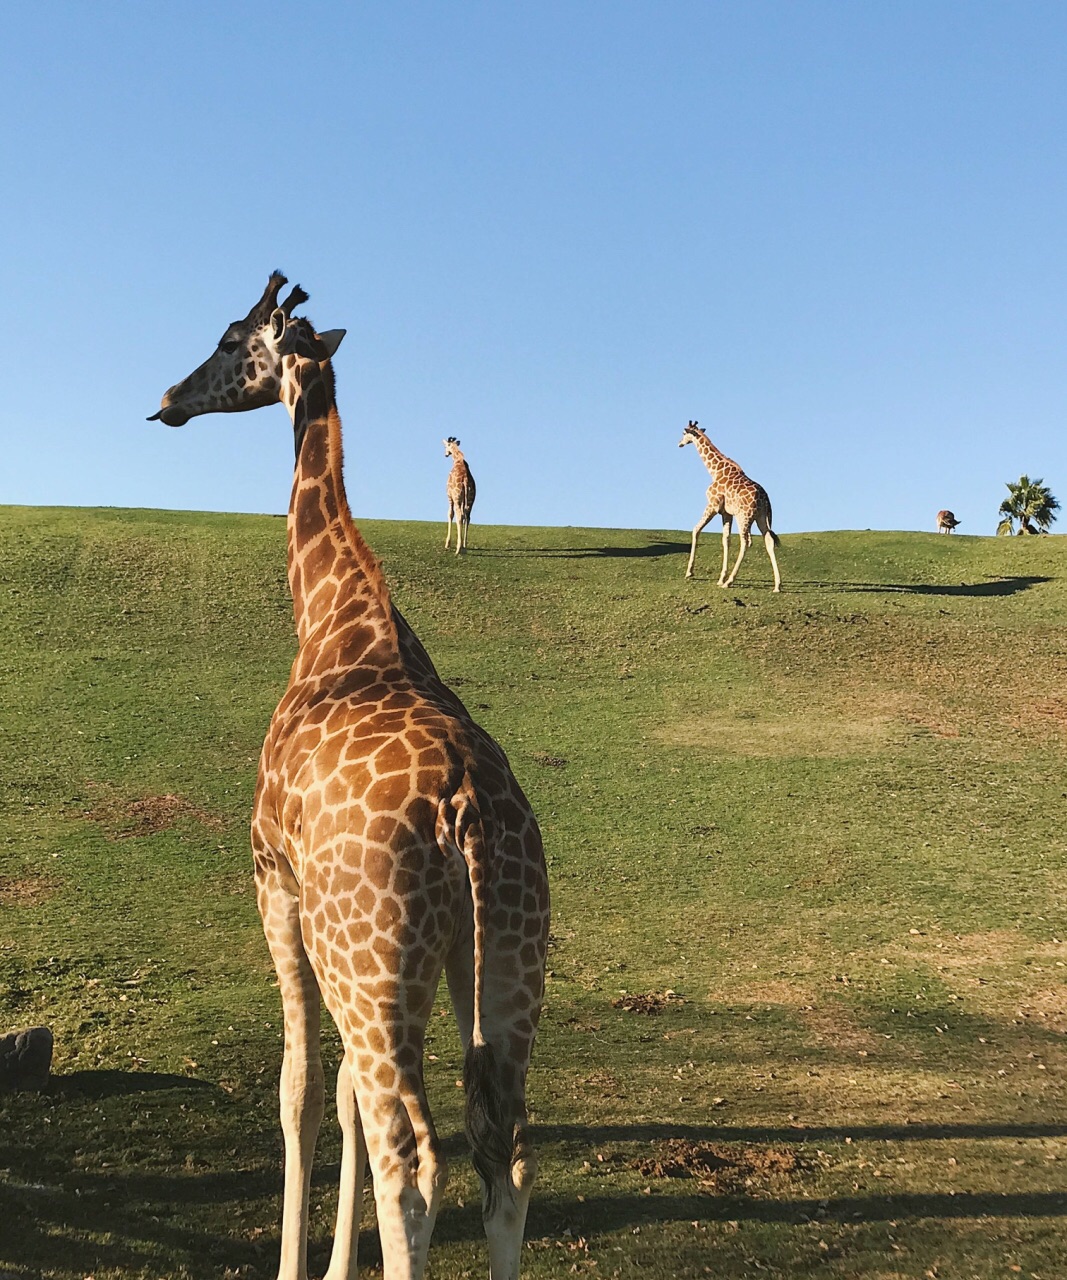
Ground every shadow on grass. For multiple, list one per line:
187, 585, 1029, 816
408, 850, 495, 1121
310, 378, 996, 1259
5, 1162, 1066, 1280
47, 1069, 217, 1099
787, 576, 1054, 597
530, 1119, 1067, 1148
473, 539, 690, 560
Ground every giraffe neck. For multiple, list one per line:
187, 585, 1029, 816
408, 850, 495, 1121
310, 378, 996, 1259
283, 356, 397, 656
692, 432, 729, 479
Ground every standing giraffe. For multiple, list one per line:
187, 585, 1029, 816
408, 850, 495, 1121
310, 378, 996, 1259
149, 274, 549, 1280
678, 420, 782, 592
936, 509, 960, 534
443, 436, 476, 554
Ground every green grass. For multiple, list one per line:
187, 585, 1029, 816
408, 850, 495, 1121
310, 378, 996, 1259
1, 506, 1065, 1279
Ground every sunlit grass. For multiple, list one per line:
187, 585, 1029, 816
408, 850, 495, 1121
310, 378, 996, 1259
1, 507, 1065, 1277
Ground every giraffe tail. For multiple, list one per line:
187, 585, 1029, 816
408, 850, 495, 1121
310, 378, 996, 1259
767, 529, 781, 547
450, 787, 514, 1211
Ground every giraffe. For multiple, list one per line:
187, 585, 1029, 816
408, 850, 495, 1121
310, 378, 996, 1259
443, 436, 476, 554
936, 509, 960, 534
678, 420, 782, 592
149, 274, 550, 1280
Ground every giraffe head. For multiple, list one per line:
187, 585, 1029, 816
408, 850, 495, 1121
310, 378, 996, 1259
148, 272, 345, 427
678, 419, 702, 448
444, 436, 462, 459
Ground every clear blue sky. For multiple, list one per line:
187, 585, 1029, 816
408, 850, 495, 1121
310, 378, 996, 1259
3, 2, 1066, 534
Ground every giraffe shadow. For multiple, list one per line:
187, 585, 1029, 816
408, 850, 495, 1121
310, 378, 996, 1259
46, 1069, 218, 1099
788, 576, 1053, 598
472, 539, 690, 560
7, 1117, 1066, 1278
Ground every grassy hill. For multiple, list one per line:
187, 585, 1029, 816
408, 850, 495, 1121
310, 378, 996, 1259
1, 506, 1065, 1279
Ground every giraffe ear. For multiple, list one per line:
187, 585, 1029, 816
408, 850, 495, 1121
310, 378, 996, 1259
270, 307, 287, 344
317, 329, 346, 358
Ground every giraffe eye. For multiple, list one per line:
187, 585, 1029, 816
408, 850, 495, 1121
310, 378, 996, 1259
219, 340, 239, 355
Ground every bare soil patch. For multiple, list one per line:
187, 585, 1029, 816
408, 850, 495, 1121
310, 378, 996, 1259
0, 875, 59, 906
630, 1140, 805, 1195
81, 784, 225, 839
656, 712, 893, 758
611, 990, 685, 1015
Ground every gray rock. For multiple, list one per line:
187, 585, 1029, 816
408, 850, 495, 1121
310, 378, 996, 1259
0, 1026, 54, 1091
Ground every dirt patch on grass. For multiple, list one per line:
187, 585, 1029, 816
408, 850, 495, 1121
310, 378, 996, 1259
82, 784, 226, 839
729, 613, 1067, 747
723, 979, 814, 1006
893, 928, 1066, 970
612, 990, 685, 1015
655, 712, 893, 758
630, 1140, 805, 1195
0, 874, 59, 906
1013, 696, 1067, 732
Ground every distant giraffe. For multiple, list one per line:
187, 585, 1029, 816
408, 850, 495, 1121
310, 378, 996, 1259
150, 275, 549, 1280
678, 420, 782, 592
444, 437, 476, 554
937, 509, 960, 534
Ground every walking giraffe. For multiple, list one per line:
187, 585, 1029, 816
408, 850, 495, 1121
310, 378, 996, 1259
149, 274, 549, 1280
443, 436, 476, 554
678, 420, 782, 592
936, 509, 960, 534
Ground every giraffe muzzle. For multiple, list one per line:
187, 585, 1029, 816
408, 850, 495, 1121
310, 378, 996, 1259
146, 405, 191, 427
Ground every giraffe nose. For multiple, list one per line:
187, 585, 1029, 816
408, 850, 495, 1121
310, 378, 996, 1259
147, 404, 191, 427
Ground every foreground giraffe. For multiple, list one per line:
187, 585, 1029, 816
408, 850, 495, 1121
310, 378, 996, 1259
443, 436, 476, 554
149, 274, 549, 1280
936, 509, 960, 534
678, 420, 782, 591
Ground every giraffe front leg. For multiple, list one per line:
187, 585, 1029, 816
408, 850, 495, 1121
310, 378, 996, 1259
686, 508, 714, 579
444, 504, 454, 549
323, 1054, 368, 1280
257, 872, 326, 1280
717, 516, 733, 586
722, 522, 751, 588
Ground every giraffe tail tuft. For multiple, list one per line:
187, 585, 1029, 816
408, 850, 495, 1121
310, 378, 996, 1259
464, 1039, 513, 1214
767, 529, 781, 548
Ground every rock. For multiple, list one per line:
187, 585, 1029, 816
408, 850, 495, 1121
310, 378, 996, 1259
0, 1026, 54, 1091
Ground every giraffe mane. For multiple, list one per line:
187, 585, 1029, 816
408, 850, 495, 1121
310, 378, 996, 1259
325, 404, 397, 642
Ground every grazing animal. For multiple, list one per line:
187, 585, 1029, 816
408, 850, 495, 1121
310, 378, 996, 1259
149, 274, 549, 1280
444, 436, 476, 554
937, 509, 960, 534
678, 420, 782, 592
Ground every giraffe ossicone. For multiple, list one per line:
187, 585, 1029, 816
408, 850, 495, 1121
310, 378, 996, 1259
151, 274, 549, 1280
678, 419, 782, 592
443, 436, 476, 554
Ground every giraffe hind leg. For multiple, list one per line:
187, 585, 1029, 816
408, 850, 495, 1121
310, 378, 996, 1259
256, 864, 326, 1280
358, 1082, 445, 1280
322, 1054, 368, 1280
755, 515, 782, 592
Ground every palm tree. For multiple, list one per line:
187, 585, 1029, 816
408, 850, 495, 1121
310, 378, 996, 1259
996, 475, 1059, 536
